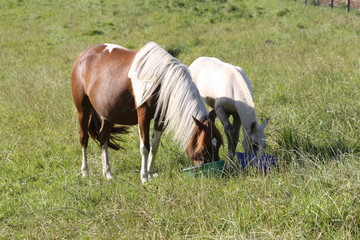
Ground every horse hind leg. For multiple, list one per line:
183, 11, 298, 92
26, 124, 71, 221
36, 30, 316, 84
101, 142, 112, 179
98, 119, 114, 180
81, 143, 88, 177
77, 103, 92, 177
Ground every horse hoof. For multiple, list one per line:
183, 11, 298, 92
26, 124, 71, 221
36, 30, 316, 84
105, 172, 113, 180
149, 173, 159, 179
141, 178, 149, 185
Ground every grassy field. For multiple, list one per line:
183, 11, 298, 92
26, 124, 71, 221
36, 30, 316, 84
1, 0, 359, 239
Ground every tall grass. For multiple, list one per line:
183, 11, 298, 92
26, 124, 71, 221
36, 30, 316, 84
0, 0, 359, 239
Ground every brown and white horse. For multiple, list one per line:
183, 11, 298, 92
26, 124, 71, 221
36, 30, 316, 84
71, 42, 223, 183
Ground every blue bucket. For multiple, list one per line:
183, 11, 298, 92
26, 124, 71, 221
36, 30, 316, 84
237, 152, 276, 172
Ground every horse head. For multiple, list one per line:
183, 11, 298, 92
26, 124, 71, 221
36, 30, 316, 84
242, 118, 269, 156
186, 110, 223, 165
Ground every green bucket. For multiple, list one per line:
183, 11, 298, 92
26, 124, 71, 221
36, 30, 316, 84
183, 160, 225, 177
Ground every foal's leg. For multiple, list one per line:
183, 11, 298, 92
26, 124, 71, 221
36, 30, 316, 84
231, 114, 241, 159
99, 119, 114, 180
215, 105, 235, 160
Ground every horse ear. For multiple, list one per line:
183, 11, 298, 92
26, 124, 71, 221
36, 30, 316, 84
261, 118, 269, 129
250, 122, 257, 131
192, 116, 204, 130
208, 109, 217, 122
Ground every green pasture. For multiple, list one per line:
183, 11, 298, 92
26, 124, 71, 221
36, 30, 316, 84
0, 0, 359, 239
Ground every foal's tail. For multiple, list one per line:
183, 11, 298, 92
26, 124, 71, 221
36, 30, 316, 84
88, 111, 129, 150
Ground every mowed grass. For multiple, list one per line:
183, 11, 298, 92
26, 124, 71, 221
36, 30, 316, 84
0, 0, 359, 239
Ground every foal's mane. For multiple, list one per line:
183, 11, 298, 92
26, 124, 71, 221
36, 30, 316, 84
128, 42, 208, 149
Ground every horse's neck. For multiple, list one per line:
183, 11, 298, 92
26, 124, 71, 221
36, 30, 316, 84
233, 67, 254, 108
129, 42, 207, 149
237, 102, 257, 133
231, 74, 257, 133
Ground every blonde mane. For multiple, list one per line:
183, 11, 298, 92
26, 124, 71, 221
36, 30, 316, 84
128, 42, 207, 149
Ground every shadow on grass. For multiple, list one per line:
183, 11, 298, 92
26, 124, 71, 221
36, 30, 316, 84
275, 127, 357, 164
221, 127, 358, 177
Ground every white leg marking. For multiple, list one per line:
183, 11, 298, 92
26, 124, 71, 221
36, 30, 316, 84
101, 143, 113, 180
147, 130, 162, 177
212, 138, 217, 148
81, 147, 88, 177
140, 140, 149, 184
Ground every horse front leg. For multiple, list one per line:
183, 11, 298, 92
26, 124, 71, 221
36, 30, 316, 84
139, 134, 150, 184
147, 129, 163, 178
215, 105, 236, 161
137, 107, 151, 184
231, 114, 241, 157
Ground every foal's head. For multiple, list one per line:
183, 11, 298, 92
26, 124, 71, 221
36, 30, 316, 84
242, 118, 269, 156
186, 110, 223, 165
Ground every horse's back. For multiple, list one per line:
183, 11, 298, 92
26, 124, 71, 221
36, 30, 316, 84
72, 44, 136, 89
71, 44, 138, 124
190, 57, 252, 100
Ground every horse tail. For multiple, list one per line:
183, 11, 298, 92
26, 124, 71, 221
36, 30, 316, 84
88, 110, 129, 150
107, 124, 130, 150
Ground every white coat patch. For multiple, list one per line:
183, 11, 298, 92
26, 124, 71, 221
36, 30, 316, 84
104, 43, 127, 53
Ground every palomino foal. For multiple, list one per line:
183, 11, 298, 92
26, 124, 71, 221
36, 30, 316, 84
189, 57, 268, 161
